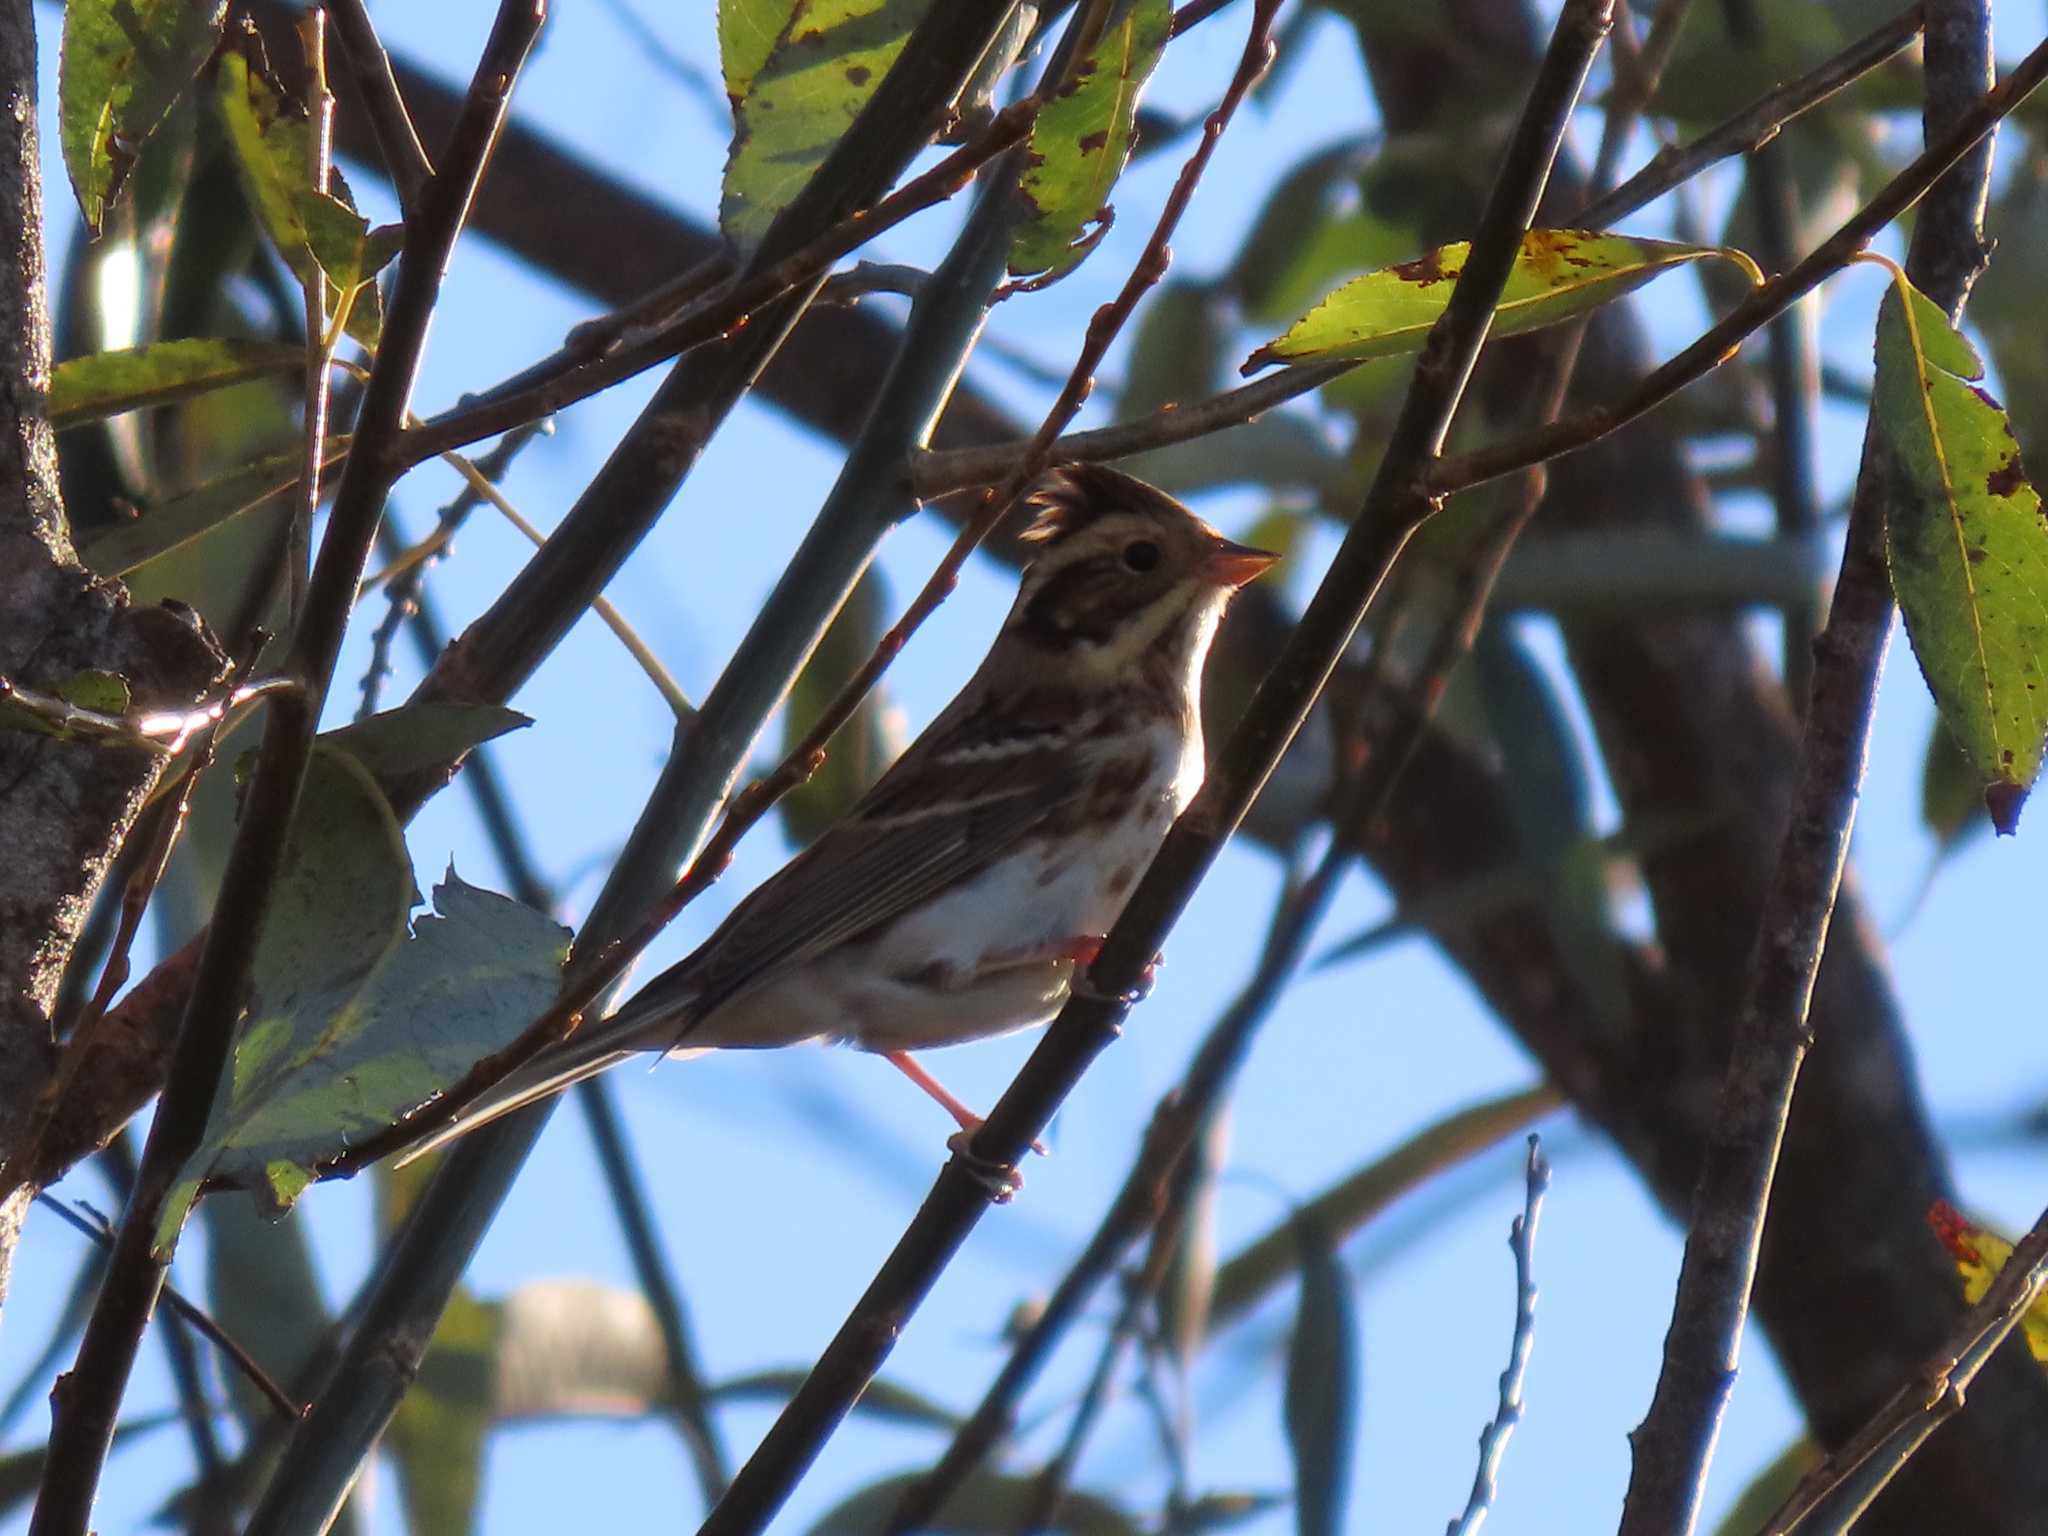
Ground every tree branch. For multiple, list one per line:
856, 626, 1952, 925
1616, 5, 1998, 1531
697, 6, 1611, 1531
27, 8, 545, 1530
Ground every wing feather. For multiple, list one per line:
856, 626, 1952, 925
680, 705, 1088, 1021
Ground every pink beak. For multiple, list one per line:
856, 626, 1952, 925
1200, 539, 1281, 589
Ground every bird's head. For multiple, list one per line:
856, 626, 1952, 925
1006, 463, 1277, 687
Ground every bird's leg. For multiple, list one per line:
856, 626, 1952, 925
882, 1050, 1048, 1160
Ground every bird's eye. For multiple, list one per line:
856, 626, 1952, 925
1121, 539, 1161, 573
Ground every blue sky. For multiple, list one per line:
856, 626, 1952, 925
9, 3, 2048, 1533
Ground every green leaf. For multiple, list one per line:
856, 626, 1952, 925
1283, 1210, 1357, 1536
51, 339, 306, 431
720, 0, 791, 103
720, 0, 925, 258
492, 1279, 671, 1421
320, 703, 533, 786
781, 567, 903, 847
800, 1471, 1142, 1535
58, 0, 228, 231
1008, 0, 1172, 285
1921, 715, 1987, 856
389, 1287, 499, 1536
216, 44, 395, 348
156, 745, 416, 1243
1877, 277, 2048, 835
201, 1198, 328, 1432
1244, 230, 1730, 373
184, 860, 570, 1228
80, 439, 346, 578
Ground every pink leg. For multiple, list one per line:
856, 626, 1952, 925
883, 1051, 1048, 1158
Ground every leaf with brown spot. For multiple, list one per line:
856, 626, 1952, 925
720, 0, 925, 258
1243, 230, 1735, 372
1878, 277, 2048, 835
1008, 0, 1172, 286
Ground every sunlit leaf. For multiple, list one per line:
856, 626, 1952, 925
80, 438, 347, 578
58, 0, 228, 231
51, 339, 306, 431
1926, 1201, 2048, 1364
719, 0, 792, 104
1877, 278, 2048, 835
720, 0, 925, 258
156, 753, 571, 1238
1244, 230, 1732, 372
799, 1470, 1142, 1535
217, 42, 396, 348
492, 1279, 669, 1421
1283, 1210, 1357, 1536
1009, 0, 1172, 285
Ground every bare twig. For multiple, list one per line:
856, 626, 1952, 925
1721, 0, 1826, 704
35, 1194, 304, 1424
321, 0, 433, 211
1446, 1136, 1551, 1536
291, 10, 338, 627
1757, 1200, 2048, 1536
27, 10, 546, 1532
1435, 30, 2040, 498
910, 2, 1927, 499
696, 6, 1610, 1532
394, 96, 1042, 471
1614, 6, 1997, 1532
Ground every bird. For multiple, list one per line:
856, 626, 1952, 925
400, 463, 1276, 1164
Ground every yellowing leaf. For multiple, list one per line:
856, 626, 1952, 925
59, 0, 228, 231
1878, 278, 2048, 835
50, 339, 306, 431
720, 0, 925, 258
1927, 1201, 2048, 1364
1243, 230, 1733, 373
1009, 0, 1172, 285
217, 44, 397, 348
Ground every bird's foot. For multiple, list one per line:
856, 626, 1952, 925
1060, 935, 1163, 1007
884, 1050, 1048, 1158
946, 1127, 1024, 1203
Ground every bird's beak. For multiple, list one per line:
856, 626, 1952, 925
1200, 539, 1280, 589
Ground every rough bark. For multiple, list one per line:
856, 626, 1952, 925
0, 0, 224, 1310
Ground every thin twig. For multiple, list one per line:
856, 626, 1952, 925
26, 11, 545, 1532
1446, 1136, 1551, 1536
356, 422, 548, 719
1757, 1199, 2048, 1536
1722, 0, 1826, 705
345, 0, 1283, 1175
910, 2, 1926, 499
291, 9, 337, 628
1580, 3, 1925, 229
321, 0, 433, 212
35, 1194, 304, 1424
1435, 30, 2040, 498
394, 95, 1042, 471
699, 6, 1608, 1532
241, 11, 1036, 1530
1614, 6, 1996, 1532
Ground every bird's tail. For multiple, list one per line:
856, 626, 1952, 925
393, 978, 699, 1166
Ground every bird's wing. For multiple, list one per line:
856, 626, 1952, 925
678, 695, 1091, 1025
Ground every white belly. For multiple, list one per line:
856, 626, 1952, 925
691, 720, 1199, 1054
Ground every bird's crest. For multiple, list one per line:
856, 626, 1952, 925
1020, 463, 1162, 545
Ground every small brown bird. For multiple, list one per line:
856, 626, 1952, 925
405, 464, 1275, 1158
